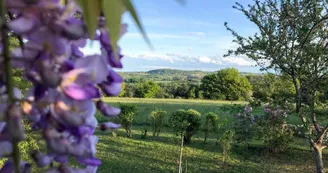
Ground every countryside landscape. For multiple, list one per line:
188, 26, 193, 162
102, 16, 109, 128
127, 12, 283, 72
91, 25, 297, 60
2, 0, 328, 173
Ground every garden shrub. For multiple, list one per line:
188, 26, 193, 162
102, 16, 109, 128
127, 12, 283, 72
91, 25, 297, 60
219, 129, 235, 164
256, 102, 294, 153
248, 97, 262, 108
232, 105, 257, 148
118, 104, 137, 137
233, 102, 294, 153
150, 110, 166, 137
169, 109, 201, 143
203, 112, 219, 143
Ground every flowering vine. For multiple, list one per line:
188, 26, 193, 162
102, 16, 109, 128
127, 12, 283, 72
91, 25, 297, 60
0, 0, 128, 172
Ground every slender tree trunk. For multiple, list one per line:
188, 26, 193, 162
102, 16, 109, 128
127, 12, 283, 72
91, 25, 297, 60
178, 134, 184, 173
309, 91, 321, 133
292, 77, 301, 113
312, 141, 325, 173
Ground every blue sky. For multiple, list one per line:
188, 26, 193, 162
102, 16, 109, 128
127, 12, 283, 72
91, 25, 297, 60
83, 0, 262, 72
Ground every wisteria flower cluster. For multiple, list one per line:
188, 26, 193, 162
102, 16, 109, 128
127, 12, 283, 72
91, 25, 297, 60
0, 0, 126, 172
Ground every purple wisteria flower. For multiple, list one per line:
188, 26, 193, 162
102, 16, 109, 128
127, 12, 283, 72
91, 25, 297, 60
0, 0, 127, 172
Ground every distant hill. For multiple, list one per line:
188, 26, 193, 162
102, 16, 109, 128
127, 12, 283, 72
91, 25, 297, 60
147, 69, 209, 75
119, 69, 262, 84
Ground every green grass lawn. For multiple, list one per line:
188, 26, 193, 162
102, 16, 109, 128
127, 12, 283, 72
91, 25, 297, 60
99, 97, 249, 126
95, 127, 325, 173
18, 97, 328, 172
92, 97, 328, 172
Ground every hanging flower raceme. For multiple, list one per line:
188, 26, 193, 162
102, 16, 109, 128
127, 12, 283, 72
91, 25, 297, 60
0, 0, 127, 172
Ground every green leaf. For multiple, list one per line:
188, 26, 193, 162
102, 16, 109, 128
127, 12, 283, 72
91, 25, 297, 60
102, 0, 124, 58
77, 0, 100, 39
121, 0, 153, 50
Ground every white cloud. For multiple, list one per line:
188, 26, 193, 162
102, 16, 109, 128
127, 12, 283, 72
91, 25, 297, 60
199, 56, 212, 63
187, 46, 193, 51
125, 52, 255, 67
141, 66, 172, 69
128, 52, 175, 64
221, 56, 256, 66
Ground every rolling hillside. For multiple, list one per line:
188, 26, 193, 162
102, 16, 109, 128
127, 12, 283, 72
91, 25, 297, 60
119, 68, 263, 83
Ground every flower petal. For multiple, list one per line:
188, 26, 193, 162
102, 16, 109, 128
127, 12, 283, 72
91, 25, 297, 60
8, 17, 36, 34
77, 157, 102, 166
54, 155, 68, 163
31, 152, 54, 167
85, 166, 98, 173
13, 87, 22, 100
75, 55, 109, 83
0, 160, 14, 173
100, 122, 121, 131
96, 100, 120, 117
0, 141, 12, 157
99, 82, 122, 96
71, 45, 83, 57
63, 83, 100, 100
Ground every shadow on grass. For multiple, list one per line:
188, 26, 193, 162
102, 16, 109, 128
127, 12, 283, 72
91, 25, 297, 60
96, 129, 328, 173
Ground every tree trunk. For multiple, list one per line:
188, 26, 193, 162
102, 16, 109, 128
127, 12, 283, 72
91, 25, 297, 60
313, 144, 325, 173
292, 77, 301, 113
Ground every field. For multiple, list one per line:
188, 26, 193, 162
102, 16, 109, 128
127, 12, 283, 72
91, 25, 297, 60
99, 98, 249, 125
91, 98, 328, 173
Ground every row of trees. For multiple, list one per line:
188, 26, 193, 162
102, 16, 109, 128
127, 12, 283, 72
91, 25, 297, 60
117, 68, 306, 102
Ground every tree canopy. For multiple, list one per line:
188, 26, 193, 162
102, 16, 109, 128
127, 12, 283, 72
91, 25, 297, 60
201, 68, 252, 100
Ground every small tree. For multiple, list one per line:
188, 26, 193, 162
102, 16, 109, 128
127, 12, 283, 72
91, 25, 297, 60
203, 112, 219, 143
169, 109, 201, 143
201, 68, 252, 100
150, 110, 166, 137
256, 102, 294, 153
219, 129, 235, 164
135, 81, 162, 98
118, 104, 137, 137
232, 106, 257, 148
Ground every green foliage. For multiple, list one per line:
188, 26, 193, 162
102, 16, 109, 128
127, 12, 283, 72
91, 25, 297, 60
102, 0, 123, 57
225, 0, 328, 119
256, 103, 294, 153
232, 106, 257, 148
122, 83, 137, 97
249, 74, 295, 102
248, 97, 262, 108
118, 82, 126, 97
9, 36, 19, 50
201, 68, 252, 100
135, 81, 162, 98
102, 98, 248, 126
203, 112, 219, 143
169, 109, 201, 143
150, 110, 166, 137
121, 69, 211, 84
12, 71, 32, 95
119, 104, 137, 137
219, 129, 235, 163
77, 0, 100, 38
